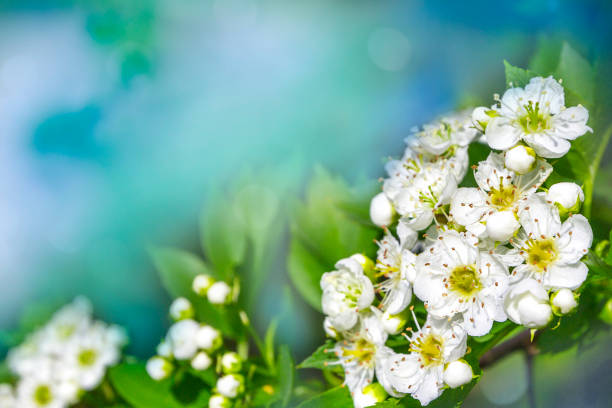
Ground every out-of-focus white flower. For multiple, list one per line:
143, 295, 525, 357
15, 371, 77, 408
191, 352, 213, 371
443, 360, 473, 388
370, 192, 395, 227
354, 383, 388, 408
220, 352, 242, 374
193, 274, 215, 296
195, 325, 222, 352
0, 384, 17, 408
209, 394, 232, 408
481, 76, 591, 158
407, 111, 478, 156
450, 152, 551, 241
207, 282, 232, 305
551, 288, 578, 315
167, 319, 200, 360
156, 341, 172, 358
510, 194, 592, 290
375, 232, 416, 315
216, 374, 244, 398
504, 145, 537, 174
320, 255, 375, 332
146, 356, 173, 381
547, 182, 584, 217
414, 230, 510, 336
169, 297, 194, 321
504, 278, 552, 328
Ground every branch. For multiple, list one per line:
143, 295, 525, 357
479, 329, 540, 369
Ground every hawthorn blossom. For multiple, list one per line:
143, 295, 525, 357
504, 278, 552, 328
407, 111, 478, 158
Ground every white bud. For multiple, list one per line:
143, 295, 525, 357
486, 210, 519, 241
196, 325, 222, 351
216, 374, 244, 398
551, 288, 578, 315
355, 383, 388, 407
504, 279, 552, 328
156, 341, 173, 358
209, 394, 232, 408
370, 192, 395, 227
547, 182, 584, 217
169, 297, 194, 321
191, 351, 212, 371
193, 274, 215, 296
381, 311, 406, 335
323, 317, 339, 339
168, 319, 200, 360
504, 145, 536, 174
146, 356, 173, 381
207, 281, 232, 305
443, 360, 473, 388
220, 352, 242, 373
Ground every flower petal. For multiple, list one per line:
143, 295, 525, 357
545, 262, 588, 290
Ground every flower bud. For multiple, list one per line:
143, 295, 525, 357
443, 360, 473, 388
196, 325, 222, 352
209, 394, 232, 408
504, 279, 552, 328
485, 211, 519, 242
146, 356, 173, 381
547, 182, 584, 217
323, 317, 340, 339
156, 340, 172, 358
504, 145, 536, 174
600, 298, 612, 325
216, 374, 245, 398
220, 352, 242, 374
207, 282, 232, 305
191, 351, 212, 371
381, 311, 407, 335
355, 383, 388, 407
550, 288, 578, 315
193, 274, 215, 296
168, 319, 200, 360
370, 192, 395, 227
169, 297, 194, 321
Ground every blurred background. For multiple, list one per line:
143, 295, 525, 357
1, 0, 611, 406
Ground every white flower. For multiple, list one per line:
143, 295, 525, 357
407, 111, 478, 157
167, 319, 200, 360
353, 383, 388, 408
220, 352, 242, 373
0, 384, 17, 408
216, 374, 244, 398
482, 76, 591, 158
443, 360, 473, 388
547, 182, 584, 216
156, 341, 173, 358
472, 106, 493, 132
169, 297, 194, 321
504, 278, 552, 328
146, 356, 173, 381
374, 232, 416, 314
320, 255, 375, 332
15, 373, 76, 408
379, 316, 467, 406
209, 394, 231, 408
323, 317, 340, 339
207, 281, 232, 304
551, 288, 578, 315
509, 194, 592, 290
450, 152, 552, 241
414, 230, 510, 336
193, 274, 215, 296
191, 352, 213, 371
504, 145, 536, 174
37, 297, 93, 356
370, 192, 395, 227
195, 325, 222, 352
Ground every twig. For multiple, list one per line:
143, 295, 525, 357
479, 329, 539, 369
525, 344, 538, 408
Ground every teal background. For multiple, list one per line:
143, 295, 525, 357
1, 1, 611, 406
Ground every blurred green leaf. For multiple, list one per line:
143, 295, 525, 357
298, 341, 336, 370
275, 345, 295, 407
287, 239, 329, 311
504, 60, 537, 88
555, 42, 595, 108
109, 363, 184, 408
296, 386, 353, 408
528, 37, 562, 75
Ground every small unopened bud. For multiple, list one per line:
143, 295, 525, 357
220, 352, 242, 374
357, 383, 388, 406
505, 145, 536, 174
486, 211, 519, 242
169, 297, 194, 321
504, 279, 552, 329
350, 253, 375, 276
193, 274, 215, 296
369, 192, 395, 227
216, 374, 245, 398
551, 289, 578, 315
146, 356, 173, 381
191, 351, 213, 371
381, 311, 407, 335
209, 394, 232, 408
168, 319, 200, 360
547, 182, 584, 218
196, 325, 222, 352
207, 281, 232, 305
600, 298, 612, 325
156, 341, 172, 358
443, 360, 473, 388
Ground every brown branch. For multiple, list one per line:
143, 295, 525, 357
479, 329, 540, 369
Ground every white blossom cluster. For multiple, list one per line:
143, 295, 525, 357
324, 76, 593, 407
146, 274, 243, 408
0, 297, 127, 408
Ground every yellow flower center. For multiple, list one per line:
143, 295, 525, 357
489, 183, 518, 210
517, 101, 551, 133
34, 385, 52, 406
78, 348, 98, 367
449, 264, 481, 297
410, 333, 444, 367
525, 238, 558, 272
341, 338, 375, 365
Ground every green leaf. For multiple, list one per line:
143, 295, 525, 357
296, 386, 353, 408
150, 247, 212, 298
504, 60, 537, 88
108, 363, 184, 408
276, 345, 295, 407
298, 341, 336, 370
555, 42, 595, 108
287, 239, 329, 311
528, 37, 562, 75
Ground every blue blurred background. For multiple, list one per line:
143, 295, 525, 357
1, 1, 611, 406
